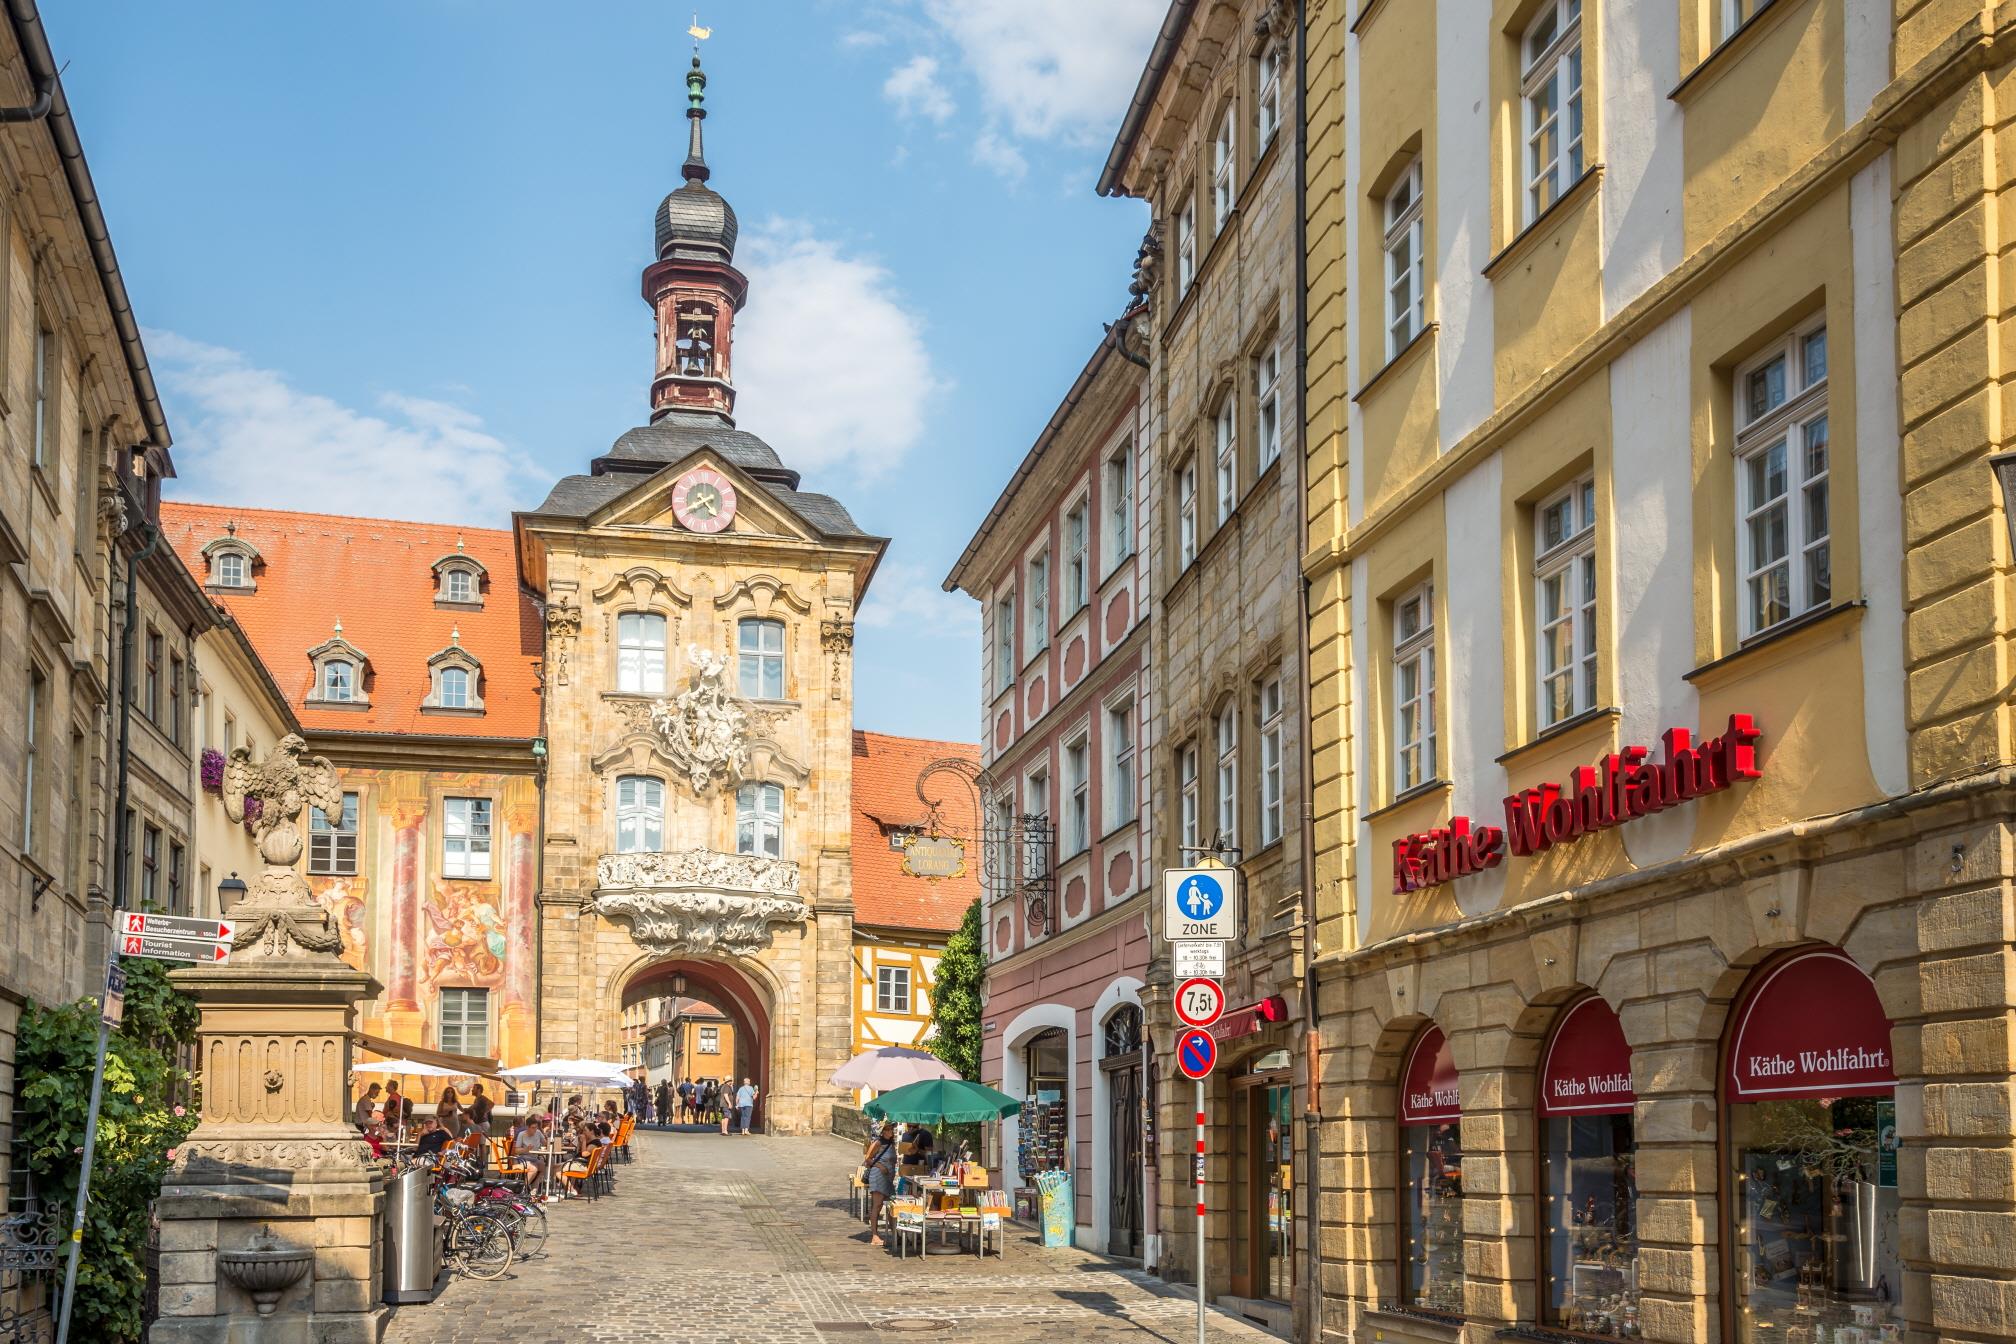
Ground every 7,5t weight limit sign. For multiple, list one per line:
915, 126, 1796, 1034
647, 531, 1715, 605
1163, 867, 1240, 942
1175, 977, 1225, 1029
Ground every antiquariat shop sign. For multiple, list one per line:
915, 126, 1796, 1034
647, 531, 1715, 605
901, 834, 967, 880
1392, 714, 1764, 894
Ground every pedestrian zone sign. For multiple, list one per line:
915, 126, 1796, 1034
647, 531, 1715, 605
1163, 866, 1238, 942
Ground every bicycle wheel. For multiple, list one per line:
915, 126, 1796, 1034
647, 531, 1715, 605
454, 1212, 516, 1280
502, 1200, 547, 1258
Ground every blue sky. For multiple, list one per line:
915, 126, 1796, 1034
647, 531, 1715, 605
44, 0, 1161, 742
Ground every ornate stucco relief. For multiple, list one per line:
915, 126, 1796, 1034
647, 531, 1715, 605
587, 848, 805, 956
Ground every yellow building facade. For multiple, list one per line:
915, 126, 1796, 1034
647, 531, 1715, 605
1302, 4, 2016, 1344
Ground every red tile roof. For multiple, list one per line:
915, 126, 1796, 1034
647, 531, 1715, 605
851, 730, 981, 934
159, 502, 543, 740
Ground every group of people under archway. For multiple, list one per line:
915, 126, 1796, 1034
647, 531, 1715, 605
649, 1075, 759, 1133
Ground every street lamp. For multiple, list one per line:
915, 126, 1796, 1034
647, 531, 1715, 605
216, 871, 247, 914
1990, 451, 2016, 555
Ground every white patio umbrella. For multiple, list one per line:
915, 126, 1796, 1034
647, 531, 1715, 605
354, 1058, 470, 1078
830, 1045, 960, 1092
500, 1059, 635, 1199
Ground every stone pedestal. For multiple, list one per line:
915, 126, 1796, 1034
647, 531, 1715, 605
150, 957, 387, 1344
149, 735, 391, 1343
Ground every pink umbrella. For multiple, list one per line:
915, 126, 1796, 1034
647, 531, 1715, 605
830, 1046, 960, 1091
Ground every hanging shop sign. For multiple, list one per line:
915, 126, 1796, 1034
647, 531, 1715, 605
1399, 1026, 1460, 1125
1726, 948, 1896, 1101
900, 834, 967, 879
1540, 996, 1636, 1116
1392, 714, 1764, 894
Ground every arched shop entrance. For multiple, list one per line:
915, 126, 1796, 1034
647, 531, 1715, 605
620, 958, 772, 1128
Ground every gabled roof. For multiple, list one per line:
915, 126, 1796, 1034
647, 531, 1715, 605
159, 502, 542, 741
851, 730, 981, 935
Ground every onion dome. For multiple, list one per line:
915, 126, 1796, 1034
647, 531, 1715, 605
654, 54, 738, 263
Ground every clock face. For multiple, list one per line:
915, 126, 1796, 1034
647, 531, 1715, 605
671, 467, 737, 534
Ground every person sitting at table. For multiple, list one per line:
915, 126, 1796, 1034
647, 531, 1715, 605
412, 1117, 451, 1160
863, 1121, 900, 1247
359, 1106, 388, 1159
510, 1114, 549, 1190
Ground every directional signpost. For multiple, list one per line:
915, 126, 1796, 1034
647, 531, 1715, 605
118, 910, 234, 941
116, 912, 235, 965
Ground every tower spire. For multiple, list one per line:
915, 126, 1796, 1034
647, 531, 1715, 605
684, 15, 713, 184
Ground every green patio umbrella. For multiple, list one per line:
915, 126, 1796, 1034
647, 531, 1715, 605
863, 1078, 1023, 1125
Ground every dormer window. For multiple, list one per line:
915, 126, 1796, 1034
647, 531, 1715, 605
200, 533, 261, 592
424, 636, 485, 714
322, 659, 356, 703
306, 627, 371, 708
432, 549, 487, 609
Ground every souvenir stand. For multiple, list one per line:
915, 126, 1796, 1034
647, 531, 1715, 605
864, 1079, 1021, 1258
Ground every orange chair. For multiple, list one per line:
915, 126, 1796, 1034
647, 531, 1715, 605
614, 1114, 635, 1162
489, 1137, 535, 1186
561, 1142, 609, 1200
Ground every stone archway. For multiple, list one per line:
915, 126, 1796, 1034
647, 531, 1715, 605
620, 957, 772, 1125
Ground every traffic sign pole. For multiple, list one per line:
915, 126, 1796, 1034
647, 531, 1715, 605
1196, 1080, 1206, 1344
56, 970, 117, 1344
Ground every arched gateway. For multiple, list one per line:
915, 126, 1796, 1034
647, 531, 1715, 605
515, 54, 884, 1137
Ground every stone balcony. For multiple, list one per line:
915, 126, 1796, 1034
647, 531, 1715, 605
587, 848, 805, 958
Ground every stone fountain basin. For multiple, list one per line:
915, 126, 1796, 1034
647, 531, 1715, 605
217, 1246, 313, 1314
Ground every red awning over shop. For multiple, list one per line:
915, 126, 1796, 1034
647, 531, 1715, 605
1726, 948, 1896, 1102
1540, 996, 1636, 1116
1399, 1025, 1459, 1125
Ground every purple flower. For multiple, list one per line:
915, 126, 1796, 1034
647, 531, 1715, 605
242, 795, 264, 836
200, 749, 226, 794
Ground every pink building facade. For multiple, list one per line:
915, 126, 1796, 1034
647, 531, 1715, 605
945, 334, 1155, 1258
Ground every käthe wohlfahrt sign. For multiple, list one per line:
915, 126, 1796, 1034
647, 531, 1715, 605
1392, 714, 1764, 894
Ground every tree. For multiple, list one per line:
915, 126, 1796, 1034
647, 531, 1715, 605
929, 900, 984, 1080
18, 955, 200, 1343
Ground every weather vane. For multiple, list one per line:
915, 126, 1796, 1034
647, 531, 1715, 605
689, 13, 712, 53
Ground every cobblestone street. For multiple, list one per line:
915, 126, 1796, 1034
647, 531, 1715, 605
383, 1129, 1282, 1344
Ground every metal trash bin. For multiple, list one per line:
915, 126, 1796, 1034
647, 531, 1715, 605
382, 1165, 444, 1304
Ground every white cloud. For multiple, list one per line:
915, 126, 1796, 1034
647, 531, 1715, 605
969, 125, 1027, 182
841, 29, 890, 49
920, 0, 1164, 144
146, 330, 547, 525
732, 220, 940, 481
883, 54, 955, 122
855, 559, 979, 639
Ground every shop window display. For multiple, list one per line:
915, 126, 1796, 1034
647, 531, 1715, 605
1019, 1028, 1071, 1181
1540, 997, 1639, 1338
1725, 950, 1901, 1344
1399, 1026, 1464, 1314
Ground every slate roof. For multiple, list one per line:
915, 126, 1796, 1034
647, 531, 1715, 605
851, 730, 981, 935
159, 502, 543, 741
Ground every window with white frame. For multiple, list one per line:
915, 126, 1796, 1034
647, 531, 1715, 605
876, 965, 912, 1014
1255, 341, 1283, 470
1027, 554, 1050, 653
1736, 317, 1830, 636
995, 593, 1016, 691
736, 782, 784, 858
618, 612, 667, 694
1385, 160, 1426, 359
1178, 458, 1199, 568
1024, 770, 1049, 879
1106, 699, 1135, 831
309, 791, 360, 875
1176, 194, 1197, 292
443, 796, 493, 879
438, 665, 472, 709
1179, 742, 1200, 853
1215, 400, 1238, 522
1257, 42, 1281, 147
438, 987, 490, 1056
1065, 504, 1089, 612
699, 1025, 720, 1053
1393, 584, 1437, 793
1259, 676, 1284, 846
1722, 0, 1774, 41
616, 775, 665, 853
1215, 703, 1238, 848
738, 617, 786, 699
443, 568, 477, 603
1535, 477, 1598, 727
216, 551, 249, 588
1106, 443, 1134, 570
1064, 735, 1089, 855
1213, 105, 1237, 226
321, 659, 355, 703
1522, 0, 1584, 222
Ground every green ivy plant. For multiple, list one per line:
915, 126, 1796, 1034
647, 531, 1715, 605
17, 954, 200, 1343
929, 900, 984, 1081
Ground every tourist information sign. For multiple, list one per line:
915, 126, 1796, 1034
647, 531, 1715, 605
118, 932, 231, 964
118, 911, 235, 941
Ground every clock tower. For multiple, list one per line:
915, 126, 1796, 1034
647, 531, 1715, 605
515, 47, 887, 1135
646, 53, 747, 422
